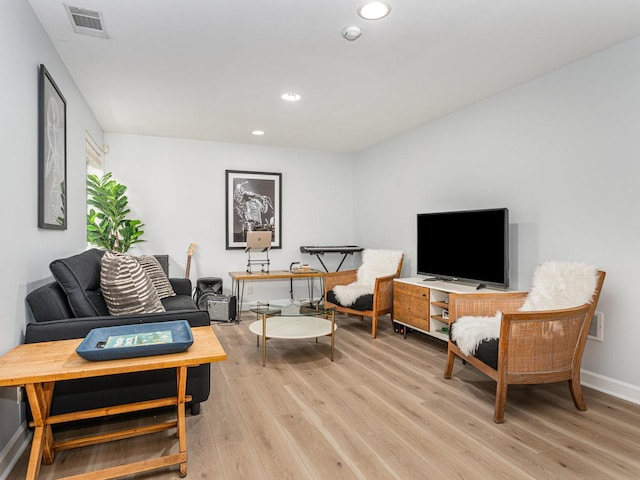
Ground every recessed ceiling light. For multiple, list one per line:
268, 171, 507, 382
281, 92, 301, 102
358, 2, 391, 20
251, 130, 265, 136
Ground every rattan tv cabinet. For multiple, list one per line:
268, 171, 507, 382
393, 278, 512, 341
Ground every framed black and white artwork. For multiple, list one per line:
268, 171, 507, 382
225, 170, 281, 250
38, 64, 67, 229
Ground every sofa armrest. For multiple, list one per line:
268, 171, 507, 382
170, 277, 193, 297
25, 309, 210, 343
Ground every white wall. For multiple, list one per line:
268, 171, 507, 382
103, 134, 357, 303
0, 3, 103, 477
353, 36, 640, 402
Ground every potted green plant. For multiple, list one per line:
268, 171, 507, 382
86, 172, 145, 253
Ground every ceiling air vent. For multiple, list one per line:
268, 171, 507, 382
64, 5, 109, 39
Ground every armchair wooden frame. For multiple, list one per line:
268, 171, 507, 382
444, 270, 605, 423
324, 254, 404, 339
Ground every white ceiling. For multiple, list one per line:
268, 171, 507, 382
28, 0, 640, 153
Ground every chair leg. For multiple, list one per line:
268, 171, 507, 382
569, 378, 587, 411
371, 315, 378, 339
494, 381, 508, 423
443, 348, 455, 379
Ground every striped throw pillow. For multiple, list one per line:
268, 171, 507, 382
136, 255, 176, 299
100, 251, 165, 315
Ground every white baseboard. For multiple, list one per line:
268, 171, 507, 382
0, 422, 30, 480
581, 369, 640, 405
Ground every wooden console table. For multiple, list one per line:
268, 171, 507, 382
229, 269, 325, 313
393, 278, 514, 341
0, 326, 226, 479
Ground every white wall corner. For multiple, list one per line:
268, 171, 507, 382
581, 369, 640, 406
0, 423, 30, 480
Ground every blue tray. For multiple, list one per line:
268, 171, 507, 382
76, 320, 193, 361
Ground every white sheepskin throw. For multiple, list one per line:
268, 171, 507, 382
332, 249, 403, 306
332, 284, 374, 305
520, 261, 598, 311
451, 313, 502, 356
451, 261, 598, 356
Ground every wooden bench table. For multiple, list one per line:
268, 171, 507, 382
0, 326, 226, 479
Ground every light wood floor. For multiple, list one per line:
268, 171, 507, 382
8, 312, 640, 479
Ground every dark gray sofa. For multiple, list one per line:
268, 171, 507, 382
25, 249, 211, 415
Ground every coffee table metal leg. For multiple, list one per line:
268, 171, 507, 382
261, 313, 267, 366
331, 311, 335, 361
238, 280, 245, 316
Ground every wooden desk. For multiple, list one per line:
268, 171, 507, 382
229, 270, 325, 313
0, 326, 226, 480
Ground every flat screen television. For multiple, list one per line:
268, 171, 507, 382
416, 208, 509, 289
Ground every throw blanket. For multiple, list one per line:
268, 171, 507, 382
452, 261, 598, 356
332, 249, 403, 306
519, 261, 599, 311
451, 312, 502, 356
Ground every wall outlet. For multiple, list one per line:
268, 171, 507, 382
246, 286, 253, 295
588, 311, 604, 342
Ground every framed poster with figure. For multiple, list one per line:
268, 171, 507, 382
225, 170, 281, 250
38, 64, 67, 229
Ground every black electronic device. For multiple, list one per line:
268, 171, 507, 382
299, 245, 363, 272
194, 277, 223, 310
416, 208, 509, 289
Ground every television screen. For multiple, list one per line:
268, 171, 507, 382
416, 208, 509, 288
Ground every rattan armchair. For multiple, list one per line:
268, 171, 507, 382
324, 252, 404, 339
444, 270, 606, 423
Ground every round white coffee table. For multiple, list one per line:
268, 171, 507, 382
248, 301, 336, 366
